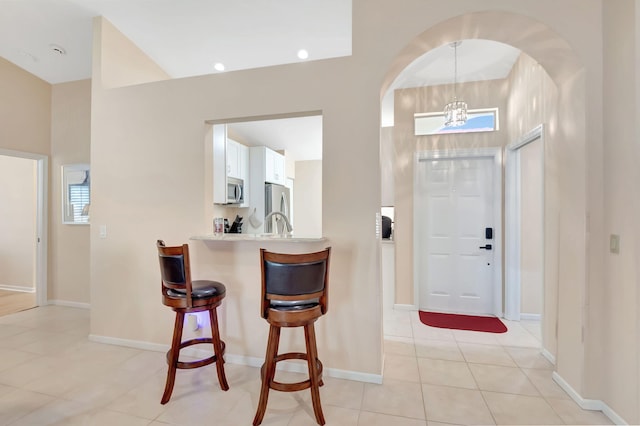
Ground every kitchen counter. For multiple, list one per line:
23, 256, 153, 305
190, 233, 327, 243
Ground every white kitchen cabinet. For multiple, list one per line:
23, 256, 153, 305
237, 142, 249, 207
213, 125, 249, 207
226, 139, 240, 179
226, 138, 249, 182
263, 147, 285, 185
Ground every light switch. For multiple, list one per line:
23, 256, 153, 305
99, 225, 107, 239
610, 234, 620, 254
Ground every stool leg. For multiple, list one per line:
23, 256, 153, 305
253, 325, 281, 426
304, 323, 325, 425
209, 308, 229, 391
161, 311, 185, 404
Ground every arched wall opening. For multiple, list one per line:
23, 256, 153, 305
379, 10, 590, 397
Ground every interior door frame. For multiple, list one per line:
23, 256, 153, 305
504, 124, 544, 320
0, 148, 48, 306
414, 147, 503, 316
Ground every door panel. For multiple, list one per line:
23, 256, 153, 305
417, 156, 496, 315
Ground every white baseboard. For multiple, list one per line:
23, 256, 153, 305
552, 371, 626, 425
48, 300, 91, 309
89, 334, 168, 353
224, 353, 382, 384
0, 284, 35, 293
541, 348, 556, 365
89, 334, 383, 385
393, 304, 417, 311
520, 313, 541, 321
601, 403, 628, 425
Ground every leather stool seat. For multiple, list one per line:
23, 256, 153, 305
253, 247, 331, 426
157, 240, 229, 405
165, 280, 226, 299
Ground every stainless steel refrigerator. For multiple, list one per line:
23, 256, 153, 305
265, 183, 291, 233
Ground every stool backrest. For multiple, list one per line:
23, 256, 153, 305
157, 240, 194, 305
260, 247, 331, 319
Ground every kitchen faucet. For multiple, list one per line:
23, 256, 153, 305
264, 211, 293, 236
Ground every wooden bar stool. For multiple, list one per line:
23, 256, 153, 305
253, 247, 331, 426
156, 240, 229, 404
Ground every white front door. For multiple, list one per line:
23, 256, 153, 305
415, 153, 499, 315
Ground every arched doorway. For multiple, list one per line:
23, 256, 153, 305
379, 10, 586, 380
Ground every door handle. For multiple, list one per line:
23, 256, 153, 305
479, 244, 492, 250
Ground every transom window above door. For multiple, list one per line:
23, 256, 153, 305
414, 108, 499, 136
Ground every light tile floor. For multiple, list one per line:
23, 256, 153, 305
0, 306, 614, 425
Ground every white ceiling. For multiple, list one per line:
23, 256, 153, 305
0, 0, 352, 84
228, 115, 322, 162
0, 2, 521, 161
381, 39, 521, 126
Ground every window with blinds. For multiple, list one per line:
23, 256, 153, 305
62, 164, 90, 224
68, 183, 90, 223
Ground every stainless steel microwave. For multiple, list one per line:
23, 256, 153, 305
226, 177, 244, 204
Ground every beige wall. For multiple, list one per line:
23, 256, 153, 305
598, 0, 639, 422
506, 53, 559, 357
293, 160, 322, 237
85, 3, 640, 420
50, 80, 92, 304
380, 126, 394, 206
636, 1, 640, 418
382, 8, 595, 397
0, 58, 50, 296
519, 139, 543, 316
0, 56, 91, 305
0, 57, 51, 155
98, 17, 170, 88
90, 15, 384, 375
0, 155, 37, 289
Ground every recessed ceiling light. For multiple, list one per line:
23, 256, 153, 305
297, 49, 309, 60
49, 43, 67, 55
214, 62, 225, 72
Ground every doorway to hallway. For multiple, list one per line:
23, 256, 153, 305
0, 150, 48, 315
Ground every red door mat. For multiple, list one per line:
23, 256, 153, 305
419, 311, 507, 333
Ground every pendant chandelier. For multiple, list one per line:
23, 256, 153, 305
444, 41, 467, 127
